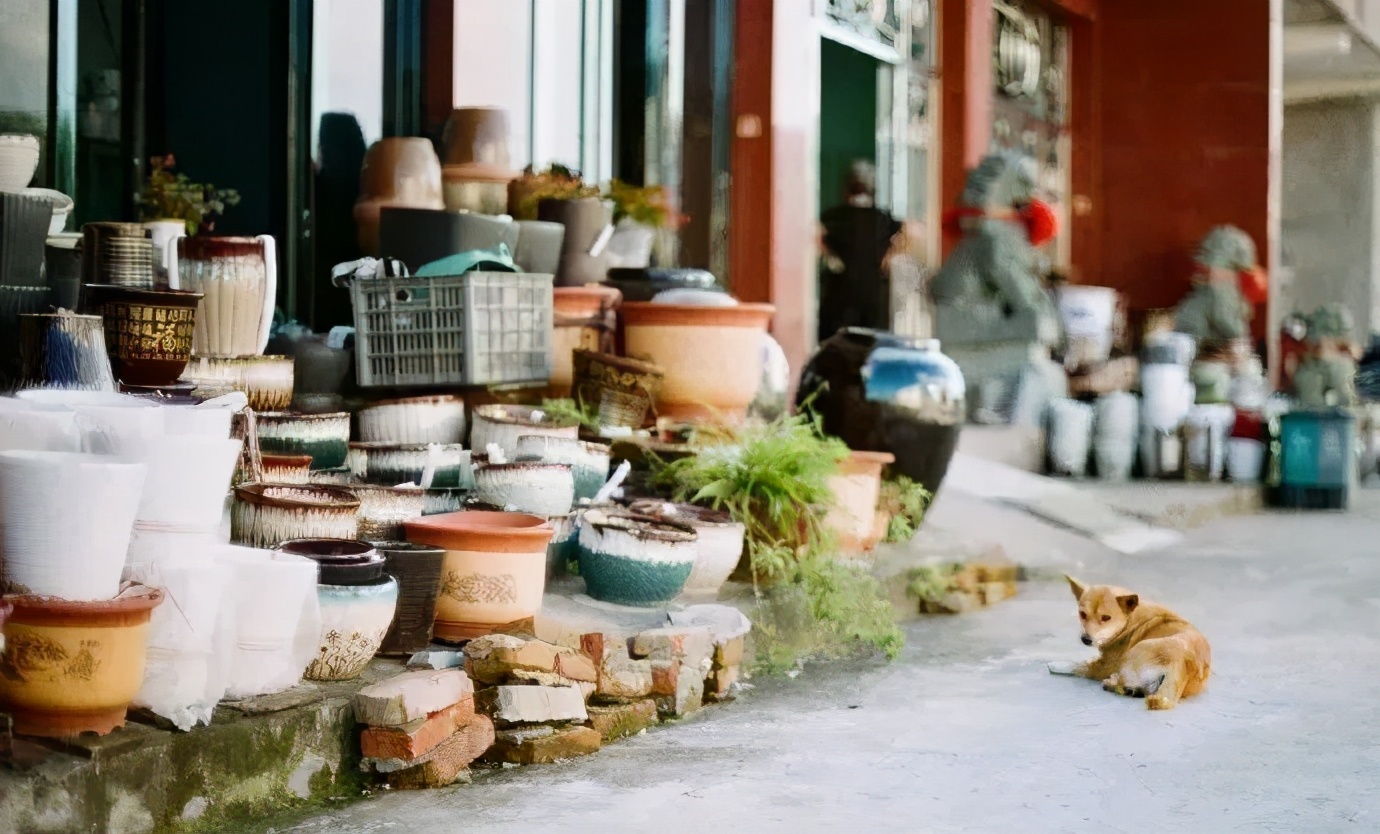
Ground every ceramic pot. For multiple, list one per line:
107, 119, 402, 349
271, 333, 350, 396
0, 451, 147, 600
577, 510, 698, 606
823, 451, 895, 555
513, 220, 565, 275
44, 236, 83, 310
276, 537, 384, 584
143, 220, 186, 284
571, 350, 664, 429
473, 462, 576, 517
1093, 392, 1139, 482
798, 329, 966, 496
255, 411, 351, 470
303, 574, 398, 681
354, 138, 446, 255
0, 585, 164, 738
604, 267, 722, 303
441, 173, 512, 215
348, 442, 472, 489
341, 484, 427, 542
513, 435, 611, 500
403, 511, 554, 641
249, 453, 313, 485
621, 301, 775, 423
0, 134, 40, 191
177, 236, 277, 358
80, 222, 147, 287
182, 355, 295, 411
82, 285, 202, 387
310, 467, 359, 486
358, 395, 467, 445
0, 286, 55, 386
550, 286, 620, 397
440, 107, 512, 170
131, 435, 243, 527
161, 394, 243, 438
217, 546, 322, 698
469, 404, 580, 458
46, 393, 164, 456
23, 189, 73, 236
0, 192, 51, 287
16, 312, 118, 392
605, 219, 657, 269
375, 541, 446, 655
545, 511, 582, 579
379, 207, 518, 274
422, 488, 468, 516
537, 197, 611, 287
1048, 399, 1095, 478
626, 500, 744, 598
230, 484, 360, 549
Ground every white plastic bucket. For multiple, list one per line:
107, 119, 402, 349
1048, 398, 1095, 478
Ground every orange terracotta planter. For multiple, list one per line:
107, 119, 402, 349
0, 585, 164, 738
823, 451, 895, 556
403, 511, 554, 641
620, 302, 775, 423
550, 285, 621, 397
353, 138, 445, 255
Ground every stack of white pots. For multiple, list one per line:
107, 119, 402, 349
215, 545, 321, 699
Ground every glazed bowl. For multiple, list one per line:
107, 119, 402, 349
340, 483, 427, 542
0, 135, 40, 192
627, 500, 745, 598
513, 435, 611, 500
348, 442, 472, 489
469, 403, 579, 458
183, 354, 295, 411
473, 461, 575, 517
576, 509, 698, 606
358, 394, 467, 445
83, 284, 203, 386
230, 483, 360, 549
255, 411, 351, 470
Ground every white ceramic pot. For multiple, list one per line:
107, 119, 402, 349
628, 500, 744, 598
303, 575, 399, 681
474, 462, 575, 517
132, 436, 243, 527
0, 134, 40, 191
182, 355, 295, 412
217, 546, 322, 698
143, 220, 187, 286
469, 404, 579, 459
162, 393, 246, 438
358, 395, 467, 445
513, 435, 611, 500
1226, 437, 1266, 484
1048, 398, 1095, 478
230, 484, 360, 549
22, 188, 74, 236
348, 442, 472, 489
1141, 363, 1194, 432
1094, 392, 1139, 482
0, 398, 81, 452
0, 451, 147, 600
342, 484, 427, 542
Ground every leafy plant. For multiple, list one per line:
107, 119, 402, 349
139, 155, 240, 235
879, 475, 932, 544
538, 398, 601, 433
605, 179, 682, 229
511, 164, 599, 220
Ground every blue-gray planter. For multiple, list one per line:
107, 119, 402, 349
576, 510, 697, 607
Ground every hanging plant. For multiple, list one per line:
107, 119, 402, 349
138, 154, 241, 235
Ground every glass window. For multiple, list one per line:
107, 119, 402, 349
311, 0, 385, 164
532, 0, 586, 170
453, 0, 534, 169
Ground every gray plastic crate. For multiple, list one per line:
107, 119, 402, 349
350, 271, 554, 388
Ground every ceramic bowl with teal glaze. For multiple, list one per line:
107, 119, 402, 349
348, 442, 472, 489
513, 435, 611, 500
255, 412, 351, 471
576, 509, 697, 607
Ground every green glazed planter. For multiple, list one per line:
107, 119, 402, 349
576, 510, 696, 607
255, 412, 351, 471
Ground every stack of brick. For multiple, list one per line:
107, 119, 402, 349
353, 669, 494, 790
464, 634, 604, 764
666, 604, 752, 703
910, 559, 1020, 614
579, 631, 661, 742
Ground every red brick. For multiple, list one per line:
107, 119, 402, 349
466, 635, 598, 686
649, 659, 682, 697
359, 697, 475, 761
484, 725, 601, 765
354, 669, 473, 727
385, 715, 496, 790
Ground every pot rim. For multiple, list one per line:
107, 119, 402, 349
620, 301, 775, 329
839, 450, 896, 474
234, 483, 362, 510
583, 508, 698, 543
476, 461, 572, 475
514, 435, 611, 456
360, 394, 466, 410
625, 499, 738, 528
276, 538, 379, 562
348, 441, 468, 452
473, 403, 581, 430
261, 453, 315, 467
82, 284, 204, 306
572, 349, 664, 377
404, 510, 552, 542
4, 583, 164, 618
256, 411, 351, 422
373, 541, 448, 555
318, 573, 398, 590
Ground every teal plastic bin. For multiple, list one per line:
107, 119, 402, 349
1271, 409, 1356, 510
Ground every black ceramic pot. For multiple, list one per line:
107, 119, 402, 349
0, 286, 54, 386
797, 328, 966, 495
374, 541, 446, 655
604, 267, 722, 302
277, 538, 385, 585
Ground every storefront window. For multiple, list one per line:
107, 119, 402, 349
0, 0, 52, 186
311, 0, 385, 164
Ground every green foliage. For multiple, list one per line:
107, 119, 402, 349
139, 154, 240, 235
606, 179, 681, 228
538, 398, 601, 433
905, 563, 962, 606
511, 164, 600, 220
880, 475, 932, 544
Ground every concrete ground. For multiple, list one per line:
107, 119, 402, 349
270, 495, 1380, 834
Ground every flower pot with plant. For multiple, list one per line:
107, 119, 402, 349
604, 180, 682, 270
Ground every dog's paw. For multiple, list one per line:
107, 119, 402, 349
1047, 661, 1077, 676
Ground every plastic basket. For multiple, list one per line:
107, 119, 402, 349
350, 271, 554, 388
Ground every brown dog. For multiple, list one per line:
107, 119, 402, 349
1053, 576, 1211, 710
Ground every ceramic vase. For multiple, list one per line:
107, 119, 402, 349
571, 350, 664, 429
349, 442, 472, 489
230, 484, 360, 549
255, 411, 351, 470
550, 286, 621, 397
0, 451, 147, 600
177, 236, 277, 358
621, 301, 775, 424
798, 329, 966, 496
182, 355, 295, 411
0, 586, 164, 738
822, 451, 895, 556
375, 542, 446, 655
577, 510, 698, 606
474, 462, 576, 517
626, 500, 744, 598
469, 404, 580, 458
513, 435, 611, 500
354, 138, 445, 255
358, 395, 467, 445
403, 511, 554, 641
342, 484, 427, 542
217, 546, 322, 698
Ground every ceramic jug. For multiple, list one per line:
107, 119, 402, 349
177, 235, 277, 358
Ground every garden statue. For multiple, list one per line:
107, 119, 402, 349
1175, 225, 1258, 403
1294, 303, 1359, 408
930, 152, 1065, 423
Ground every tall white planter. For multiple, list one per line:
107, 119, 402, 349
132, 436, 243, 527
217, 546, 322, 698
0, 398, 81, 452
0, 451, 147, 600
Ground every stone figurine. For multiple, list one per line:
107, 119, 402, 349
1294, 303, 1359, 408
1175, 226, 1257, 403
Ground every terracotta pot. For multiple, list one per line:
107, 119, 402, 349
571, 350, 664, 429
469, 404, 580, 458
358, 394, 467, 445
626, 500, 744, 598
550, 286, 620, 397
83, 285, 202, 387
620, 302, 775, 423
403, 511, 554, 641
177, 235, 277, 358
823, 451, 896, 555
440, 107, 513, 170
354, 138, 445, 255
260, 453, 313, 484
0, 585, 164, 738
230, 484, 360, 549
375, 542, 446, 655
255, 411, 351, 470
577, 509, 698, 606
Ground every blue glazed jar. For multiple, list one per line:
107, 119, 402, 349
798, 328, 966, 495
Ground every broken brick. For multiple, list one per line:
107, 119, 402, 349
705, 664, 739, 702
631, 626, 714, 663
475, 685, 588, 725
586, 700, 658, 742
484, 725, 601, 765
656, 667, 705, 718
713, 636, 746, 669
359, 697, 475, 761
383, 716, 496, 789
582, 631, 654, 700
354, 670, 473, 727
465, 635, 598, 686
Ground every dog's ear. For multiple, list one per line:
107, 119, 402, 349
1116, 594, 1139, 613
1064, 574, 1086, 600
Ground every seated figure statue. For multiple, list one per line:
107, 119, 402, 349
1294, 303, 1359, 408
930, 152, 1064, 423
1175, 225, 1257, 403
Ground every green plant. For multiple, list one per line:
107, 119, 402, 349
605, 179, 682, 229
880, 475, 932, 544
538, 398, 601, 433
139, 154, 240, 235
511, 164, 599, 220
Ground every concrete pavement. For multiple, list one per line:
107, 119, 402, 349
270, 493, 1380, 834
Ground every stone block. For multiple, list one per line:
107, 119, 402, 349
656, 666, 705, 718
582, 632, 654, 700
632, 626, 714, 663
359, 697, 475, 761
476, 685, 588, 725
713, 636, 746, 668
407, 650, 466, 671
485, 725, 601, 765
465, 635, 598, 686
649, 659, 682, 697
353, 670, 473, 727
383, 716, 495, 790
586, 700, 658, 742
